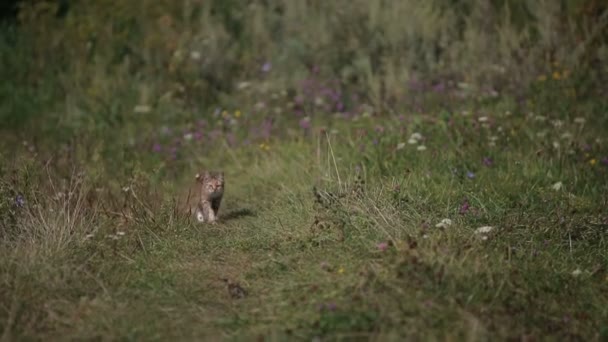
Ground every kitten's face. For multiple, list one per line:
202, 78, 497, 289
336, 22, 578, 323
196, 171, 224, 196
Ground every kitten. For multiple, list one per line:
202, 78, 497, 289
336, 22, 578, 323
192, 171, 224, 223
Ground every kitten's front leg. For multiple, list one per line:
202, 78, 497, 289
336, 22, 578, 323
202, 200, 217, 223
194, 207, 206, 223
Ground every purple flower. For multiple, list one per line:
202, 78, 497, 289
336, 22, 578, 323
327, 302, 337, 311
194, 131, 203, 141
482, 157, 493, 167
433, 82, 446, 93
466, 171, 475, 179
299, 117, 311, 130
152, 143, 162, 153
261, 61, 272, 73
377, 242, 389, 252
459, 199, 470, 215
601, 157, 608, 166
15, 195, 25, 208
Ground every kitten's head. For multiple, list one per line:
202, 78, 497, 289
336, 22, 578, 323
196, 170, 225, 195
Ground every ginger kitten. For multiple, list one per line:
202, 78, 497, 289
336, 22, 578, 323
183, 171, 225, 223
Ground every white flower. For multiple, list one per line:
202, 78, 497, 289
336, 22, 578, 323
134, 105, 151, 113
416, 145, 427, 151
190, 51, 201, 60
534, 115, 546, 122
573, 117, 586, 124
475, 226, 494, 234
183, 133, 193, 141
560, 132, 573, 140
571, 268, 582, 277
478, 116, 489, 122
237, 82, 250, 90
116, 231, 125, 236
408, 138, 418, 145
122, 186, 130, 193
435, 218, 452, 228
396, 142, 406, 150
552, 141, 560, 149
410, 132, 423, 141
551, 182, 563, 191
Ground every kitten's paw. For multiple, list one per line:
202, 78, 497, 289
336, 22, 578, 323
196, 211, 206, 223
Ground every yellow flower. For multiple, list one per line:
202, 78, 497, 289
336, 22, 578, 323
259, 143, 270, 151
221, 110, 229, 118
235, 110, 242, 118
552, 71, 561, 80
337, 267, 345, 274
590, 159, 597, 166
537, 75, 547, 82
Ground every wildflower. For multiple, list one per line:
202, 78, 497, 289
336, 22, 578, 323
183, 133, 193, 141
571, 269, 582, 277
589, 159, 597, 166
327, 302, 337, 311
134, 105, 151, 113
552, 71, 561, 80
122, 186, 130, 192
601, 157, 608, 166
459, 199, 470, 215
261, 61, 272, 73
466, 171, 475, 179
478, 116, 489, 123
475, 226, 494, 234
552, 141, 560, 149
152, 143, 162, 153
408, 138, 418, 144
574, 117, 586, 124
14, 195, 25, 208
337, 267, 345, 275
396, 142, 406, 150
190, 51, 201, 60
417, 145, 427, 151
410, 132, 423, 141
259, 143, 270, 151
116, 231, 126, 236
235, 110, 242, 118
435, 218, 452, 228
160, 126, 172, 136
552, 182, 563, 191
377, 242, 389, 252
221, 110, 229, 118
299, 117, 311, 130
482, 157, 493, 167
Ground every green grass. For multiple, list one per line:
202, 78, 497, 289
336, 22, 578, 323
1, 1, 608, 340
2, 113, 608, 340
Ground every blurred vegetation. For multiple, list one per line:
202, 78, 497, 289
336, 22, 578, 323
1, 0, 607, 137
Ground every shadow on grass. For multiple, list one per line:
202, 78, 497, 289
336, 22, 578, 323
221, 208, 256, 221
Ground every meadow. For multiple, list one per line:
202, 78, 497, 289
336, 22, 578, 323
1, 0, 608, 340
